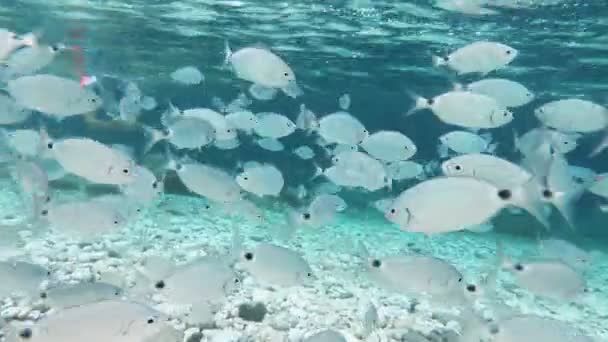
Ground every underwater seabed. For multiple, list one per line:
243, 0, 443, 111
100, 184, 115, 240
0, 176, 607, 342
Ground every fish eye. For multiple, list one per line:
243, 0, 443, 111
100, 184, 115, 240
147, 317, 155, 324
514, 263, 524, 271
466, 284, 477, 292
51, 45, 60, 52
303, 212, 311, 220
427, 98, 434, 106
563, 141, 569, 145
122, 168, 130, 174
506, 50, 512, 55
306, 272, 312, 277
154, 280, 165, 289
40, 291, 47, 298
503, 111, 508, 117
90, 98, 97, 103
497, 189, 511, 200
41, 209, 48, 216
283, 72, 289, 77
152, 181, 158, 189
233, 278, 240, 284
18, 328, 32, 339
47, 142, 54, 149
243, 176, 248, 181
390, 208, 396, 214
371, 259, 382, 268
244, 252, 254, 261
458, 277, 463, 283
113, 220, 119, 225
443, 56, 449, 62
454, 164, 462, 171
542, 189, 553, 199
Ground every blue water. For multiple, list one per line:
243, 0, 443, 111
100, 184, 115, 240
1, 1, 608, 341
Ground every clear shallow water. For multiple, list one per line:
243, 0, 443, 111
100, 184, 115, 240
1, 0, 608, 341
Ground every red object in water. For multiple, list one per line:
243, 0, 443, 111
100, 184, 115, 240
79, 75, 97, 87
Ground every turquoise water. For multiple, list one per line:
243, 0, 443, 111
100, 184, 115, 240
1, 1, 608, 341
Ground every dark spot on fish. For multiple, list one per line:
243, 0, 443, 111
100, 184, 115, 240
19, 328, 32, 339
497, 189, 511, 200
244, 252, 254, 261
371, 259, 382, 268
466, 284, 477, 293
154, 280, 165, 289
514, 263, 524, 271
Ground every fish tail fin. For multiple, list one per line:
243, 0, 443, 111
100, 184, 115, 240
451, 81, 464, 91
37, 125, 54, 158
545, 153, 586, 230
404, 91, 430, 116
230, 224, 244, 263
487, 142, 499, 154
223, 40, 233, 67
141, 125, 167, 155
589, 129, 608, 158
356, 240, 371, 260
432, 55, 447, 67
309, 162, 322, 179
20, 31, 40, 47
163, 145, 179, 172
161, 101, 181, 126
509, 177, 551, 231
512, 128, 521, 153
437, 142, 449, 158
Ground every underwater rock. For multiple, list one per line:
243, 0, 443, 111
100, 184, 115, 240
238, 302, 267, 322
